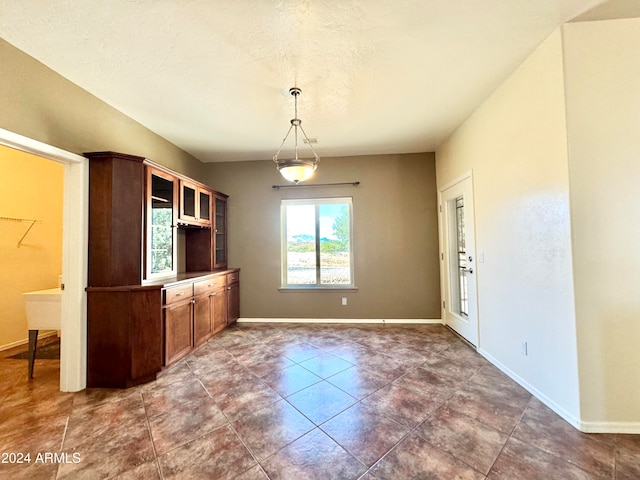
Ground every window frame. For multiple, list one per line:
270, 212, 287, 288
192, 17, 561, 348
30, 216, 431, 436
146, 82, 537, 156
280, 197, 356, 290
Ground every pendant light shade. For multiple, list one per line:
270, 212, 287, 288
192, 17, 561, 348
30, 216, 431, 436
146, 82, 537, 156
273, 88, 320, 184
277, 159, 317, 183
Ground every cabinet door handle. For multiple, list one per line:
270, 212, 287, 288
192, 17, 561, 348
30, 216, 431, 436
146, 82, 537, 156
209, 293, 216, 297
191, 299, 195, 304
208, 283, 216, 287
175, 292, 185, 296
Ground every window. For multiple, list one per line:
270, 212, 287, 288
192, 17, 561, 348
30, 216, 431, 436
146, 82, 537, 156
281, 197, 354, 288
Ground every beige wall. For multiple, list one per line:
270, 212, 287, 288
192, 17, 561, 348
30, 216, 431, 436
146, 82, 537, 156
436, 31, 581, 422
563, 19, 640, 428
0, 146, 64, 349
205, 153, 441, 319
0, 39, 204, 181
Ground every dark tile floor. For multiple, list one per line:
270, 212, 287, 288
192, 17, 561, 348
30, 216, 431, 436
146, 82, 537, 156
1, 323, 638, 479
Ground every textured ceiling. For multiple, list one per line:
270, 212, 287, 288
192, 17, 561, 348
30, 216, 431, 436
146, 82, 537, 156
0, 0, 627, 162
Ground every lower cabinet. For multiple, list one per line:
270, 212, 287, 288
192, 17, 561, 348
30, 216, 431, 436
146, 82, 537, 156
86, 286, 163, 388
193, 294, 213, 349
212, 288, 227, 334
163, 269, 239, 366
227, 276, 240, 325
87, 269, 240, 386
164, 299, 194, 365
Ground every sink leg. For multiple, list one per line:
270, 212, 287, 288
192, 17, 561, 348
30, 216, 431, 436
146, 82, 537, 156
28, 329, 38, 379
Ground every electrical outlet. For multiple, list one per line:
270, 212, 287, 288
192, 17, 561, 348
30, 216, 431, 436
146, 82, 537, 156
341, 297, 347, 306
520, 341, 528, 356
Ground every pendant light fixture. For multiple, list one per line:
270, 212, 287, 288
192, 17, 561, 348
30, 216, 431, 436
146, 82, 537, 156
273, 87, 320, 184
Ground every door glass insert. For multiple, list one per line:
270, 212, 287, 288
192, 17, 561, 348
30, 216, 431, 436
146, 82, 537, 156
455, 196, 469, 317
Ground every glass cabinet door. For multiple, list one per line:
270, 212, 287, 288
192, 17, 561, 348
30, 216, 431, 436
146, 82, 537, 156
180, 180, 197, 222
199, 190, 211, 223
147, 168, 177, 279
214, 196, 227, 267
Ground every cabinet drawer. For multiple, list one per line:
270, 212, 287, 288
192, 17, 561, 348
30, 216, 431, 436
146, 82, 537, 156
193, 276, 225, 296
226, 271, 240, 284
164, 283, 193, 305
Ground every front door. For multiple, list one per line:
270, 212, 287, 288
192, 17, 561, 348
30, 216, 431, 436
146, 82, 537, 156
440, 173, 478, 346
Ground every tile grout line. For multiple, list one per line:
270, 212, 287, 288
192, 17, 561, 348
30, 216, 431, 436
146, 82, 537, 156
140, 389, 166, 480
190, 353, 275, 478
54, 415, 71, 480
356, 365, 496, 478
505, 395, 614, 478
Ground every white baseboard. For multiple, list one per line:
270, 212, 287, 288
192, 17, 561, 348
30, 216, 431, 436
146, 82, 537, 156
478, 348, 582, 429
577, 420, 640, 434
479, 348, 640, 434
237, 318, 443, 325
0, 330, 59, 352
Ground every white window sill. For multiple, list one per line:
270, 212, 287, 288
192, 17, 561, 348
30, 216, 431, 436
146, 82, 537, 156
278, 286, 358, 293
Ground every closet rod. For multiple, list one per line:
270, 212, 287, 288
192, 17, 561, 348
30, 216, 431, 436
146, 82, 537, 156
0, 216, 43, 247
0, 215, 42, 223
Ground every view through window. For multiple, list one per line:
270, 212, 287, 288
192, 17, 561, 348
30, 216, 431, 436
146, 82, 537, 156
281, 198, 354, 287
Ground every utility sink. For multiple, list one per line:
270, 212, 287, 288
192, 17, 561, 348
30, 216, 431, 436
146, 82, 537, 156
22, 287, 62, 378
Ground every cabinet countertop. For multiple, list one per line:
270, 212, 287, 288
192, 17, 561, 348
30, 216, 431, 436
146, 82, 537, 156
86, 268, 240, 292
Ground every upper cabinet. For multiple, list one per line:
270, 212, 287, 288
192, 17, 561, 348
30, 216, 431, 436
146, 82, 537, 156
213, 193, 228, 269
146, 167, 178, 280
86, 151, 229, 285
199, 190, 211, 224
86, 151, 145, 287
179, 180, 212, 227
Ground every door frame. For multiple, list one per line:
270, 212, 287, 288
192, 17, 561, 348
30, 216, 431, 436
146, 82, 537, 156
438, 170, 480, 347
0, 127, 88, 392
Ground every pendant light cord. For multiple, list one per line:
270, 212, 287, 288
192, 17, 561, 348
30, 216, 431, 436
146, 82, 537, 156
273, 88, 321, 164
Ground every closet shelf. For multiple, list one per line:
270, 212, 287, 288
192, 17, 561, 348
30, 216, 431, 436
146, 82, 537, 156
0, 216, 42, 247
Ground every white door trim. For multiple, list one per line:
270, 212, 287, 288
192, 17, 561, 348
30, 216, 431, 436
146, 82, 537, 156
0, 128, 87, 392
438, 170, 479, 347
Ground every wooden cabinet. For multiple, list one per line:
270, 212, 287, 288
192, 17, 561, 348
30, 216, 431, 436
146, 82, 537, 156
213, 193, 228, 268
86, 285, 163, 388
226, 271, 240, 325
164, 299, 194, 365
163, 283, 194, 365
179, 179, 212, 226
86, 150, 238, 386
193, 295, 212, 348
146, 167, 178, 280
162, 270, 239, 366
86, 152, 145, 287
212, 287, 227, 334
193, 276, 222, 347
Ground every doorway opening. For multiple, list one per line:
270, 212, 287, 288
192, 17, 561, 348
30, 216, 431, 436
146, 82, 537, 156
0, 128, 88, 392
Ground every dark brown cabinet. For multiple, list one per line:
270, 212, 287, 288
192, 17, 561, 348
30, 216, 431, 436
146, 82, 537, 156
164, 299, 194, 365
86, 285, 163, 388
214, 193, 228, 268
179, 179, 212, 227
87, 152, 145, 287
86, 150, 238, 387
162, 271, 239, 366
146, 167, 178, 280
226, 271, 240, 325
212, 287, 227, 334
193, 276, 221, 348
193, 296, 212, 349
